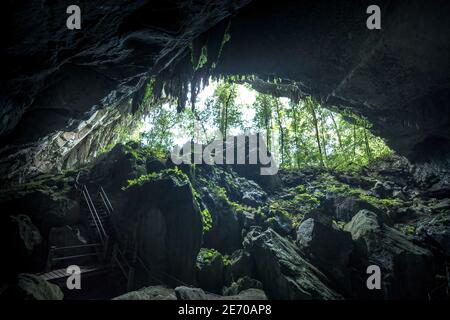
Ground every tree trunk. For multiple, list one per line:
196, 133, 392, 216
308, 99, 324, 167
364, 128, 372, 161
275, 101, 285, 166
330, 112, 343, 149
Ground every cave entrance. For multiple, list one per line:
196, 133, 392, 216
117, 78, 392, 172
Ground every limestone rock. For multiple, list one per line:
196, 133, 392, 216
113, 286, 176, 300
1, 274, 63, 300
196, 249, 226, 294
223, 276, 263, 296
345, 210, 434, 299
113, 171, 203, 286
243, 228, 342, 299
296, 218, 354, 292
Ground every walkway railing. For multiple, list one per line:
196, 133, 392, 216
82, 184, 108, 244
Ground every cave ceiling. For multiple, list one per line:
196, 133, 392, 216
0, 0, 449, 181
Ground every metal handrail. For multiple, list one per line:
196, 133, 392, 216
112, 244, 131, 280
99, 191, 111, 216
82, 185, 107, 243
52, 252, 100, 262
82, 187, 104, 244
52, 243, 102, 251
85, 185, 108, 239
99, 186, 114, 214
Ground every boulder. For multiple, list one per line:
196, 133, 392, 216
113, 286, 176, 300
113, 171, 203, 286
236, 177, 267, 207
88, 144, 146, 193
345, 210, 434, 299
243, 228, 342, 300
174, 286, 267, 300
0, 274, 63, 300
223, 276, 263, 296
229, 249, 254, 280
146, 156, 166, 174
266, 212, 293, 237
201, 187, 242, 254
371, 180, 394, 198
223, 288, 267, 300
175, 286, 208, 300
416, 213, 450, 256
333, 196, 381, 222
302, 196, 334, 227
196, 249, 226, 294
192, 165, 268, 253
0, 215, 44, 279
296, 218, 354, 292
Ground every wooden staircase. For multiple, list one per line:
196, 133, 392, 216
39, 184, 127, 288
39, 179, 188, 294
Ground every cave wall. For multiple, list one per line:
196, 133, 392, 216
0, 0, 250, 182
1, 0, 449, 183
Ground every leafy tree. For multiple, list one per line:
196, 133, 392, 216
135, 79, 392, 171
210, 82, 242, 138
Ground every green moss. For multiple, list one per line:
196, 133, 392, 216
359, 194, 402, 208
293, 184, 306, 193
397, 224, 416, 235
201, 208, 212, 233
141, 77, 156, 107
215, 186, 229, 202
198, 248, 221, 264
222, 254, 232, 266
268, 200, 292, 218
196, 46, 208, 70
123, 166, 188, 190
197, 248, 231, 266
266, 217, 277, 224
332, 219, 346, 230
293, 193, 320, 205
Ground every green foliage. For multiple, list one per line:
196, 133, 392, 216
333, 219, 346, 230
267, 187, 322, 226
201, 208, 213, 233
196, 46, 208, 70
135, 78, 393, 172
319, 173, 403, 209
210, 82, 243, 137
197, 248, 231, 266
189, 42, 208, 71
398, 224, 416, 236
123, 167, 188, 190
212, 26, 231, 69
215, 186, 230, 202
139, 103, 181, 156
359, 194, 403, 208
198, 248, 220, 264
141, 77, 156, 109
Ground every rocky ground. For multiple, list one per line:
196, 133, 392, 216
0, 143, 449, 300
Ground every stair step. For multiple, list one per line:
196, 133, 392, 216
89, 223, 110, 228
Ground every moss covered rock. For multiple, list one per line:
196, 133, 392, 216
1, 274, 63, 300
